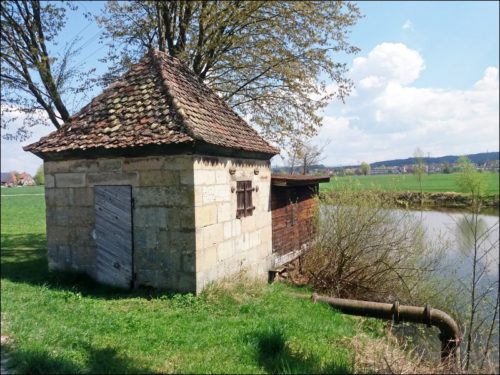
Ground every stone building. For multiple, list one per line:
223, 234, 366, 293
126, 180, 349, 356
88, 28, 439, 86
25, 50, 279, 293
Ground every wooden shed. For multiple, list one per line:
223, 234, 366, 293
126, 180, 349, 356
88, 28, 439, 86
270, 175, 330, 267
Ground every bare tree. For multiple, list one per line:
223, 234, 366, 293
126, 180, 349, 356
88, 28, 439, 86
283, 137, 330, 175
299, 140, 330, 175
1, 0, 96, 140
283, 140, 301, 175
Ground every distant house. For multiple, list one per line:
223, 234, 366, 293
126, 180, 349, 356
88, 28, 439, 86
483, 160, 500, 172
1, 172, 17, 187
369, 166, 401, 175
1, 171, 36, 186
17, 172, 36, 186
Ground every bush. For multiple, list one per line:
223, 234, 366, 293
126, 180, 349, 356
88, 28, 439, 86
34, 165, 44, 185
303, 188, 443, 302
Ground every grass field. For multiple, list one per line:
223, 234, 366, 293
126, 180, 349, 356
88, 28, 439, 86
0, 186, 378, 374
320, 172, 500, 195
1, 185, 45, 195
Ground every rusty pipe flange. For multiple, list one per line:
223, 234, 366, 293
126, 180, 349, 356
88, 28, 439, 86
424, 304, 432, 327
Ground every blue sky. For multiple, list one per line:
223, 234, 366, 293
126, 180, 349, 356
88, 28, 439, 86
351, 1, 499, 90
1, 1, 499, 173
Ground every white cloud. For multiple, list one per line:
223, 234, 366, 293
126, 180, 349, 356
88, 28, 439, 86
316, 43, 499, 166
359, 75, 385, 89
473, 66, 499, 91
402, 20, 414, 31
351, 43, 425, 86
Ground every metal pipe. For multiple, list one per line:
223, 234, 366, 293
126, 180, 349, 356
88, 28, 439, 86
312, 293, 461, 368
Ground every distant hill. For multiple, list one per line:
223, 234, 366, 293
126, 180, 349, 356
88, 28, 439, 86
271, 152, 499, 174
370, 152, 499, 168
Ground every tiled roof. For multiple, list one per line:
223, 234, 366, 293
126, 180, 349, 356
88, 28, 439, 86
24, 50, 279, 156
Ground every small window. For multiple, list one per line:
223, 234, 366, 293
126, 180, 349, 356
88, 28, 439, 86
236, 180, 255, 218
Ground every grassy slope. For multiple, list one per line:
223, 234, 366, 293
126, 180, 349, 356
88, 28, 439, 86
320, 172, 499, 195
1, 187, 371, 374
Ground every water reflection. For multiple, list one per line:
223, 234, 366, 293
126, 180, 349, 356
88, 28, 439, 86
414, 209, 499, 277
455, 215, 488, 255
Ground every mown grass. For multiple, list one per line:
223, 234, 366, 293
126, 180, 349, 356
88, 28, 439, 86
320, 172, 499, 195
0, 186, 372, 374
1, 185, 45, 195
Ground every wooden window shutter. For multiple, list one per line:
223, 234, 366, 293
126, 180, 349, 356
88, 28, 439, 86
236, 180, 255, 218
244, 181, 255, 217
236, 181, 245, 218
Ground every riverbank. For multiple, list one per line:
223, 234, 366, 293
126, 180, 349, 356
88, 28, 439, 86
323, 190, 499, 210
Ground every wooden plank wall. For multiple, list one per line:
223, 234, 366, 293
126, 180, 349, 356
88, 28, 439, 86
271, 185, 318, 256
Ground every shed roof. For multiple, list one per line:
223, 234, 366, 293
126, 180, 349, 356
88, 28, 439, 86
271, 174, 330, 187
24, 50, 279, 158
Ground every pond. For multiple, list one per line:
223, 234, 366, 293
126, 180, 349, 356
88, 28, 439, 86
414, 207, 499, 277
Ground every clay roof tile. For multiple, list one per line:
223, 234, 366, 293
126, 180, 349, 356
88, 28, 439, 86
24, 50, 279, 157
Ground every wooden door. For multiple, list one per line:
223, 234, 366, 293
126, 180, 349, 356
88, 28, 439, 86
94, 185, 133, 288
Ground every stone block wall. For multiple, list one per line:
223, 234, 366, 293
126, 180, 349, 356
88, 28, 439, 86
193, 156, 273, 293
44, 155, 196, 292
44, 153, 273, 294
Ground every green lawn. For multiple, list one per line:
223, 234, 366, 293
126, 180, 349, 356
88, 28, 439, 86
1, 185, 45, 195
0, 186, 373, 374
320, 172, 499, 195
